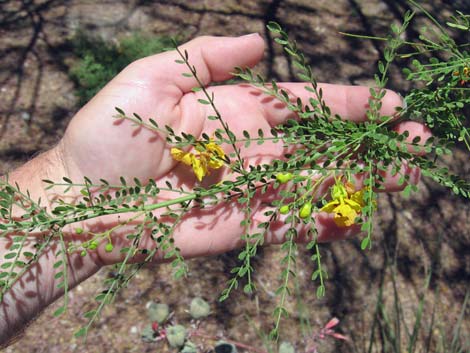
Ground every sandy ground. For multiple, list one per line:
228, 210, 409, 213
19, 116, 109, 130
1, 1, 469, 352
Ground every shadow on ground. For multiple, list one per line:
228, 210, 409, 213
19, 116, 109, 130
0, 1, 468, 352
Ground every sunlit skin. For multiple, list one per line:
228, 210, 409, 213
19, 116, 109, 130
57, 34, 431, 258
1, 33, 432, 346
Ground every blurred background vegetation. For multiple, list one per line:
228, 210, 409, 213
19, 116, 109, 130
69, 32, 175, 104
0, 1, 469, 352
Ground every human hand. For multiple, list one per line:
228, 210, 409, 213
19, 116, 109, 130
48, 33, 432, 265
0, 34, 432, 345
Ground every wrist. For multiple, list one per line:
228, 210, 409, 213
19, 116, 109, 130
0, 146, 102, 346
6, 144, 103, 274
6, 146, 67, 206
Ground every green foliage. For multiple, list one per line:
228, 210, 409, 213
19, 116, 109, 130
278, 341, 295, 353
69, 32, 175, 104
401, 4, 470, 152
354, 262, 470, 353
141, 324, 159, 343
1, 2, 469, 347
189, 297, 211, 319
181, 341, 198, 353
166, 324, 187, 348
148, 302, 170, 324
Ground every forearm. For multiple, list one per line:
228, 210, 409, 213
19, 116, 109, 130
0, 148, 100, 347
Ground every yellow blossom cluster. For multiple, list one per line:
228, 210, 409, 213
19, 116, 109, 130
320, 180, 371, 227
171, 140, 226, 182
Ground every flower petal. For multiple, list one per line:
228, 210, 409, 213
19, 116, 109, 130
344, 198, 362, 211
206, 142, 225, 158
320, 200, 339, 213
171, 148, 194, 166
350, 190, 365, 207
192, 156, 206, 181
208, 158, 224, 169
333, 204, 357, 227
171, 148, 185, 161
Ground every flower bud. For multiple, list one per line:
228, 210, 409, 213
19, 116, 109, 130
88, 240, 98, 250
276, 173, 293, 184
279, 205, 290, 215
331, 183, 348, 200
105, 243, 114, 253
299, 202, 312, 219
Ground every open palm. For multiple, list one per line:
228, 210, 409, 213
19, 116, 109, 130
57, 34, 430, 263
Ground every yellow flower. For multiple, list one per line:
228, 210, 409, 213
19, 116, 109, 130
350, 189, 366, 208
171, 148, 193, 166
205, 141, 225, 169
332, 203, 358, 227
170, 141, 226, 182
320, 197, 361, 227
320, 180, 370, 227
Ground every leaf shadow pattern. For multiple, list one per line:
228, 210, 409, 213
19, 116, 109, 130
1, 0, 470, 351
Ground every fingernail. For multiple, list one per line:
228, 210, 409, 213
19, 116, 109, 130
241, 32, 260, 38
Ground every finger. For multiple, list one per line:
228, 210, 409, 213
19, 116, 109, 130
249, 83, 404, 126
393, 121, 433, 156
264, 213, 361, 244
380, 163, 421, 191
348, 162, 421, 193
128, 34, 265, 96
251, 201, 361, 244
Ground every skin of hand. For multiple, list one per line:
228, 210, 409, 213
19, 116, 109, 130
0, 33, 431, 346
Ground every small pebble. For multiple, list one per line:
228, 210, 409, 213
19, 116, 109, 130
21, 112, 31, 121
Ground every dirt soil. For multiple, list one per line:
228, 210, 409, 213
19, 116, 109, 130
1, 1, 469, 352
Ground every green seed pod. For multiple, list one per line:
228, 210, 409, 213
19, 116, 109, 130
279, 341, 295, 353
88, 240, 98, 250
181, 340, 197, 353
104, 243, 114, 253
80, 250, 87, 257
166, 325, 186, 348
215, 341, 238, 353
276, 173, 293, 184
299, 202, 312, 219
75, 227, 83, 234
147, 302, 170, 324
279, 205, 290, 215
190, 297, 210, 319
